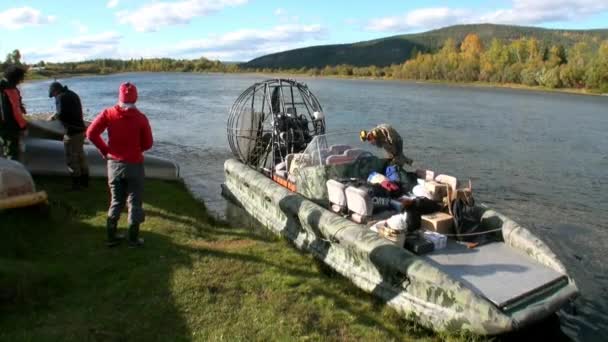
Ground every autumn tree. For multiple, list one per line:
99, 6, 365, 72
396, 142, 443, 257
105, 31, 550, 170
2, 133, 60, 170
585, 40, 608, 92
480, 39, 510, 82
434, 38, 459, 80
456, 34, 483, 81
560, 42, 592, 88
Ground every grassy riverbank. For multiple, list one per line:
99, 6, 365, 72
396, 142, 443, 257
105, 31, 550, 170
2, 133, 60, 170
1, 176, 478, 341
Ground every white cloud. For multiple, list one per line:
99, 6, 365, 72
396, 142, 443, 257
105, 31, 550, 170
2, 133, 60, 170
274, 8, 286, 16
21, 24, 326, 63
23, 32, 123, 63
367, 7, 470, 32
58, 32, 122, 50
117, 0, 248, 32
0, 7, 55, 30
107, 0, 120, 9
170, 24, 328, 61
366, 0, 608, 32
481, 0, 608, 25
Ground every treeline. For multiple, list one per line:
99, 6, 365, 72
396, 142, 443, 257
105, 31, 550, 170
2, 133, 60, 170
27, 57, 239, 77
252, 34, 608, 92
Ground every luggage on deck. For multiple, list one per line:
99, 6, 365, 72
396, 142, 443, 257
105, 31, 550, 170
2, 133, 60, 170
404, 233, 435, 254
421, 212, 454, 234
423, 180, 448, 201
370, 220, 407, 246
423, 231, 447, 250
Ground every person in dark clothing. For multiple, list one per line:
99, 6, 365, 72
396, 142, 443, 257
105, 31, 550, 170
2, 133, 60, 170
48, 82, 89, 189
0, 65, 28, 161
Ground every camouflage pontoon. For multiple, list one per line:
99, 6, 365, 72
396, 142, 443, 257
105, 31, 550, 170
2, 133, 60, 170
223, 154, 578, 335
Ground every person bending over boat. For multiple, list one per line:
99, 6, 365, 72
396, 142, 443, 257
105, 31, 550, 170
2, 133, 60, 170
87, 82, 153, 248
0, 65, 28, 162
360, 124, 413, 167
48, 82, 89, 190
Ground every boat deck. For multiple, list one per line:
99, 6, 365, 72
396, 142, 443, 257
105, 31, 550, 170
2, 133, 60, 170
422, 241, 566, 309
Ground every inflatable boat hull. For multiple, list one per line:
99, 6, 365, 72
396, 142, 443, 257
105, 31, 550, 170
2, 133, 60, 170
23, 138, 179, 181
223, 158, 578, 335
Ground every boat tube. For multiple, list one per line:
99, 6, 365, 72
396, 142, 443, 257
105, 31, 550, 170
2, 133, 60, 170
0, 158, 48, 210
23, 137, 179, 181
24, 115, 179, 181
223, 157, 578, 335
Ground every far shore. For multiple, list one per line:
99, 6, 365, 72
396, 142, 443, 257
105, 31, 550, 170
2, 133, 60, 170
26, 70, 607, 97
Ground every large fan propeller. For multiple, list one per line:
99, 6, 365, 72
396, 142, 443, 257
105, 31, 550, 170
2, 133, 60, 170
227, 79, 325, 171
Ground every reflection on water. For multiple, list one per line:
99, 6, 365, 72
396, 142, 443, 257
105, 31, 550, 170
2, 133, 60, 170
21, 73, 608, 340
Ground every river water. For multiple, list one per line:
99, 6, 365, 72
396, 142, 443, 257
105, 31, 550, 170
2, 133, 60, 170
21, 73, 607, 341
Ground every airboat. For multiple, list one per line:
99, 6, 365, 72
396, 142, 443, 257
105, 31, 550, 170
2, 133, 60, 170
221, 79, 578, 335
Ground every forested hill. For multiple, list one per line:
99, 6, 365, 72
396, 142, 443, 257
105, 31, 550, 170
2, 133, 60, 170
244, 24, 608, 69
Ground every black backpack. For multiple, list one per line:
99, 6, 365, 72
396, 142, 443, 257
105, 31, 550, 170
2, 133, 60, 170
451, 194, 483, 242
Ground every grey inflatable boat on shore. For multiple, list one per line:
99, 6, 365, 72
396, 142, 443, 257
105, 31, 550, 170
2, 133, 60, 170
0, 158, 48, 210
23, 116, 179, 181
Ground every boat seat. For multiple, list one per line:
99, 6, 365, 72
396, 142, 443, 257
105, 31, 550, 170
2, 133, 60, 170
326, 179, 347, 213
328, 144, 351, 155
275, 170, 288, 179
275, 161, 287, 171
345, 186, 373, 223
344, 148, 367, 158
325, 154, 356, 165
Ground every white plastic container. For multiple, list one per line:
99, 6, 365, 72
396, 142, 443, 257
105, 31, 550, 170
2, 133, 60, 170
370, 220, 406, 246
423, 231, 447, 250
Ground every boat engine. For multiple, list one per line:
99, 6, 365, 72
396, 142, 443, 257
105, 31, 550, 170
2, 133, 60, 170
227, 79, 325, 172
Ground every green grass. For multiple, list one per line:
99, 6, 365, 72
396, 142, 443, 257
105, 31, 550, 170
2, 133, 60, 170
0, 177, 482, 341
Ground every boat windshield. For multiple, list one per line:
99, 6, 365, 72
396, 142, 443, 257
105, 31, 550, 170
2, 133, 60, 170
300, 131, 388, 168
288, 132, 389, 204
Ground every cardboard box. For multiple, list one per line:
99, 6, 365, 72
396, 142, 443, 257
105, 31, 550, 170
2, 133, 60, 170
421, 212, 454, 234
416, 169, 435, 181
423, 181, 448, 201
435, 174, 458, 192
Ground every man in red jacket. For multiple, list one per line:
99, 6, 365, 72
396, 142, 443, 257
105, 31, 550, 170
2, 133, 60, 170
87, 82, 153, 247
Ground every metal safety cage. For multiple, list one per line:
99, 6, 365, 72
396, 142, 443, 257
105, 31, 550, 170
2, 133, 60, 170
227, 79, 325, 174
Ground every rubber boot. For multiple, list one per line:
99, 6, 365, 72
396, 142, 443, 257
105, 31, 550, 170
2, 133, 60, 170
80, 174, 89, 188
106, 218, 122, 247
71, 176, 81, 191
128, 224, 144, 248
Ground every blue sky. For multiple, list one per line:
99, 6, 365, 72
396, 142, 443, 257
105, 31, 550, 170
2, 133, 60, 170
1, 0, 608, 63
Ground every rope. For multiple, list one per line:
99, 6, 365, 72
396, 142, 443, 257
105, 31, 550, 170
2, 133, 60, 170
432, 227, 503, 237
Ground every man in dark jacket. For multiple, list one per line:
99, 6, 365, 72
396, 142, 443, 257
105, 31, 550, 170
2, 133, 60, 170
48, 82, 89, 189
0, 65, 27, 161
87, 82, 153, 248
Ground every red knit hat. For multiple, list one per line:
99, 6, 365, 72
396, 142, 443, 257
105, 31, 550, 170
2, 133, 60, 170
119, 82, 138, 104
